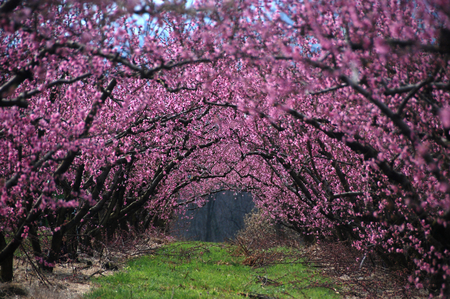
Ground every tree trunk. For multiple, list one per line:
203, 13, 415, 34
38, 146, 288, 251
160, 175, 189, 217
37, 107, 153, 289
0, 233, 13, 282
44, 230, 63, 272
205, 198, 215, 241
0, 255, 13, 282
29, 225, 43, 259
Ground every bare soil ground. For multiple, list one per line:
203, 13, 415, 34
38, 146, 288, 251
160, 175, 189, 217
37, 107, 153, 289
0, 236, 169, 299
301, 242, 431, 299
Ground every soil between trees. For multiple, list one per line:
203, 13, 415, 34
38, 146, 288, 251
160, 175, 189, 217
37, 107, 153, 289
0, 236, 167, 299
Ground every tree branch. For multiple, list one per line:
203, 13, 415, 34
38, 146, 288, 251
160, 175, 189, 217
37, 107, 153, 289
332, 192, 364, 199
397, 78, 432, 116
0, 0, 23, 13
307, 84, 348, 96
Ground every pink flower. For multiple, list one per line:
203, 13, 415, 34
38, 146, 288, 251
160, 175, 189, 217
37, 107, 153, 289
374, 38, 390, 56
439, 107, 450, 128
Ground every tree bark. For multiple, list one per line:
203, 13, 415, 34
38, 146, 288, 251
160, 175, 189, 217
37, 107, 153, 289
0, 233, 13, 282
44, 230, 63, 272
28, 225, 43, 260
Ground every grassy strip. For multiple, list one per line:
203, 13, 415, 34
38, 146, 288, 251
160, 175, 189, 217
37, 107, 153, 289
86, 241, 341, 298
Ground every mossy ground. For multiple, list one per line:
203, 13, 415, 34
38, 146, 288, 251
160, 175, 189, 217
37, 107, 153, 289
85, 241, 341, 298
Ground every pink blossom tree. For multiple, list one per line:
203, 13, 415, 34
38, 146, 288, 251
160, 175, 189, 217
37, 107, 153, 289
184, 0, 450, 294
0, 0, 233, 280
1, 0, 450, 295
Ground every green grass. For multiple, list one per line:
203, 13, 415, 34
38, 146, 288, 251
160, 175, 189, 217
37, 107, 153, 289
85, 241, 341, 298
